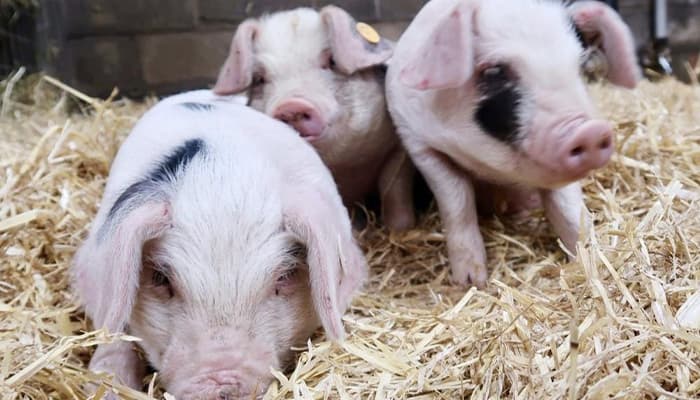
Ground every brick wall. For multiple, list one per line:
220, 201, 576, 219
37, 0, 424, 97
36, 0, 700, 97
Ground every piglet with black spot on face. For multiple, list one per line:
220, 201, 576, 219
386, 0, 641, 288
71, 91, 367, 400
214, 6, 416, 231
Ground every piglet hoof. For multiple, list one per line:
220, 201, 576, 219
450, 262, 488, 289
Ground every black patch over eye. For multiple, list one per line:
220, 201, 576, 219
475, 63, 522, 143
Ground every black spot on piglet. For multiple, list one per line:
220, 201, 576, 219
106, 139, 205, 220
475, 65, 522, 143
148, 138, 204, 184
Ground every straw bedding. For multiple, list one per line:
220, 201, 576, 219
1, 72, 699, 400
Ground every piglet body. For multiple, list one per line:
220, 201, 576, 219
215, 7, 415, 231
386, 0, 641, 287
72, 90, 367, 399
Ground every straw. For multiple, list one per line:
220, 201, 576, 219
1, 75, 699, 399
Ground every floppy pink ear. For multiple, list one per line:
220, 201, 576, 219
72, 202, 171, 333
320, 5, 394, 75
399, 2, 475, 90
213, 19, 259, 95
568, 1, 641, 88
284, 193, 368, 341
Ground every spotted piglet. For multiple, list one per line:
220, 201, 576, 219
386, 0, 641, 287
214, 6, 416, 231
72, 91, 367, 399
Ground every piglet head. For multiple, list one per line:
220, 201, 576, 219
399, 0, 640, 188
214, 7, 393, 161
73, 167, 364, 399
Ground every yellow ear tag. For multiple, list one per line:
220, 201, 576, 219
356, 22, 381, 44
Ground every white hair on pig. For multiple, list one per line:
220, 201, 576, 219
72, 91, 367, 399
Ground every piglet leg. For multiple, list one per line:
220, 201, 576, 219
379, 147, 416, 232
88, 342, 145, 394
411, 147, 487, 288
541, 182, 589, 256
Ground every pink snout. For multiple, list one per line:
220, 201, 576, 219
272, 98, 325, 140
177, 370, 266, 400
203, 384, 241, 400
559, 119, 614, 177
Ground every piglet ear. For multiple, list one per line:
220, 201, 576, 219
72, 202, 171, 333
399, 2, 475, 90
320, 5, 394, 75
568, 1, 641, 89
284, 192, 368, 341
214, 20, 259, 95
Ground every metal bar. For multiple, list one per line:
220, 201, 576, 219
654, 0, 668, 39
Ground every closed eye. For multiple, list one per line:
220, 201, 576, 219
150, 265, 175, 299
321, 49, 336, 70
277, 267, 298, 284
274, 242, 307, 296
274, 267, 299, 296
251, 72, 266, 87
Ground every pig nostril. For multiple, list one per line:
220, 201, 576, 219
217, 387, 240, 400
570, 146, 585, 157
301, 113, 310, 120
599, 137, 611, 150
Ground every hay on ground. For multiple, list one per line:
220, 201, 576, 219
0, 73, 699, 399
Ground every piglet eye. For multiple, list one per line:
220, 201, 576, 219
252, 73, 266, 87
321, 50, 336, 70
481, 64, 508, 80
277, 268, 298, 284
152, 270, 169, 286
152, 269, 175, 298
275, 267, 299, 296
478, 63, 516, 95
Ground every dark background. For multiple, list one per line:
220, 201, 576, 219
2, 0, 699, 98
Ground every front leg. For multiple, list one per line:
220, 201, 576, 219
88, 341, 145, 394
411, 147, 487, 288
378, 147, 416, 232
541, 182, 589, 255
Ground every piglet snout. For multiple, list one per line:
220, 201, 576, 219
273, 98, 325, 140
180, 382, 246, 400
560, 119, 614, 177
215, 385, 241, 400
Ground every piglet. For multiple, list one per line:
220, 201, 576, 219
71, 90, 367, 399
214, 6, 415, 231
386, 0, 641, 287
